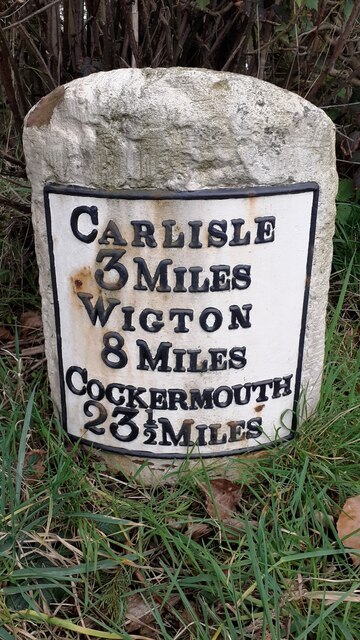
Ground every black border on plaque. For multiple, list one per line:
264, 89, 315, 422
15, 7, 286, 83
44, 182, 319, 459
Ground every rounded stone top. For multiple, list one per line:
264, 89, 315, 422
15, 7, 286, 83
24, 67, 335, 192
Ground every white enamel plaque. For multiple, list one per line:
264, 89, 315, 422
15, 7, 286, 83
44, 184, 318, 458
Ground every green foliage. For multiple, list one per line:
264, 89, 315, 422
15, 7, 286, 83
0, 2, 359, 638
333, 178, 360, 292
0, 311, 359, 638
195, 0, 210, 8
0, 196, 359, 638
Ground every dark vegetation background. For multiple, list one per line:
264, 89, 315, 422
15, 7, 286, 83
0, 3, 359, 639
1, 0, 360, 321
1, 1, 360, 170
1, 0, 360, 325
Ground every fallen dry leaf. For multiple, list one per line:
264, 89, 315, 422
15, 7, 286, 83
124, 594, 156, 633
19, 310, 42, 336
199, 478, 242, 521
0, 326, 12, 342
124, 593, 179, 635
186, 521, 212, 540
337, 495, 360, 565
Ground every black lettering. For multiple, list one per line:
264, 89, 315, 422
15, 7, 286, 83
209, 348, 227, 371
246, 418, 263, 438
199, 307, 223, 332
255, 216, 275, 244
272, 375, 293, 398
143, 413, 158, 445
126, 386, 148, 409
208, 220, 227, 247
228, 304, 252, 330
139, 308, 164, 333
189, 220, 202, 248
169, 308, 193, 333
195, 425, 208, 446
173, 267, 187, 292
134, 257, 172, 292
149, 388, 167, 409
77, 293, 120, 327
70, 205, 98, 244
158, 418, 194, 446
83, 400, 106, 435
187, 349, 208, 372
229, 218, 250, 246
110, 407, 139, 442
210, 265, 230, 292
131, 220, 157, 247
66, 366, 87, 395
162, 220, 184, 248
95, 248, 128, 291
209, 424, 226, 445
87, 378, 105, 401
229, 346, 247, 369
252, 379, 273, 402
233, 383, 252, 405
232, 264, 251, 290
144, 408, 156, 426
173, 349, 186, 372
168, 388, 188, 410
189, 267, 209, 293
213, 386, 233, 408
122, 306, 135, 331
98, 220, 127, 246
137, 340, 171, 371
106, 383, 125, 406
189, 388, 214, 410
101, 332, 128, 369
228, 420, 246, 443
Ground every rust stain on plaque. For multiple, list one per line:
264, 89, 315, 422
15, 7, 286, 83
70, 266, 92, 294
26, 86, 65, 128
247, 194, 258, 218
254, 404, 265, 413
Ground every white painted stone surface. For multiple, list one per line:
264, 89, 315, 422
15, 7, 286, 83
23, 68, 337, 482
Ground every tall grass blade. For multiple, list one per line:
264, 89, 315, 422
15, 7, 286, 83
17, 610, 124, 638
15, 387, 36, 504
326, 255, 354, 354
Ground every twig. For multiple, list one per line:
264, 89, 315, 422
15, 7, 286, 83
0, 26, 24, 134
306, 2, 360, 100
2, 0, 63, 31
0, 196, 31, 215
0, 174, 30, 188
19, 25, 57, 90
0, 151, 26, 169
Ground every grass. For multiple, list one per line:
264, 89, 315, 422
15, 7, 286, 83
0, 182, 359, 639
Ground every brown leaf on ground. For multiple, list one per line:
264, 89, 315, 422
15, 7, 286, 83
24, 449, 46, 480
337, 495, 360, 565
0, 326, 12, 343
124, 594, 156, 633
199, 478, 242, 521
186, 521, 212, 540
124, 594, 179, 635
19, 310, 42, 336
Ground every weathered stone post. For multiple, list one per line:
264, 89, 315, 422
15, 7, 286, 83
23, 69, 337, 483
